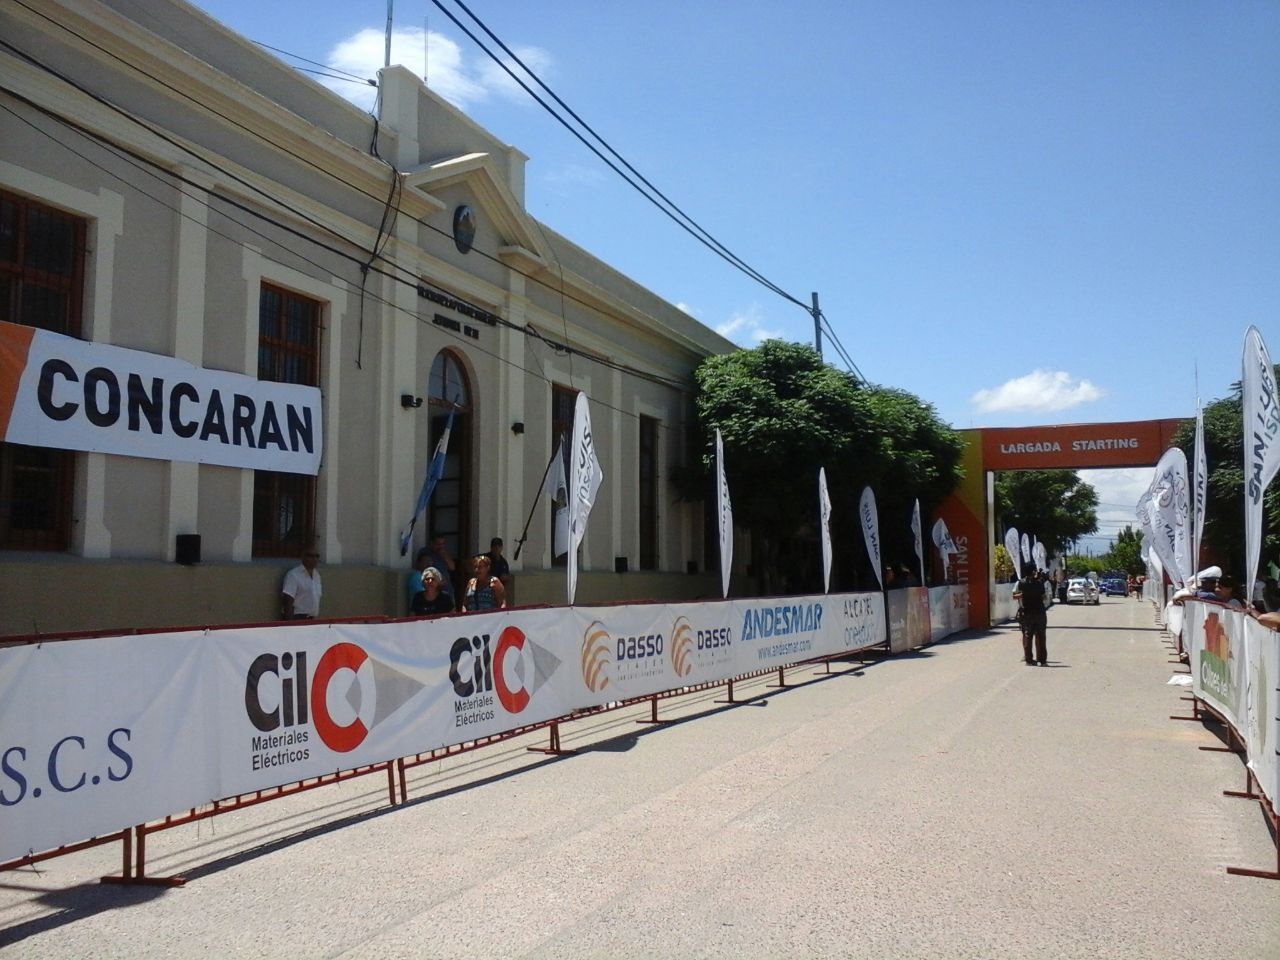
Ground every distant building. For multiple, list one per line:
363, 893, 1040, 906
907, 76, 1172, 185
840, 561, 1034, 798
0, 0, 733, 635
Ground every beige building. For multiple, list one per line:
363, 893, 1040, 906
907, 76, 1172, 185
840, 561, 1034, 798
0, 0, 734, 636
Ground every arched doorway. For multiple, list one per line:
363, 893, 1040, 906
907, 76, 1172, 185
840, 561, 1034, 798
426, 350, 472, 568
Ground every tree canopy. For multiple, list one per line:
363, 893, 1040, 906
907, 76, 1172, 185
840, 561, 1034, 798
993, 469, 1099, 557
1174, 369, 1280, 575
691, 340, 965, 594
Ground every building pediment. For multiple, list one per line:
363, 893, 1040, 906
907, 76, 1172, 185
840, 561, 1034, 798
404, 154, 547, 270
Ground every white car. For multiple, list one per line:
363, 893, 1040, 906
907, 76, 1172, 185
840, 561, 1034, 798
1066, 577, 1100, 605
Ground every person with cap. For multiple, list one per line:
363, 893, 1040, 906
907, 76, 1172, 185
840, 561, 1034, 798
1012, 568, 1050, 666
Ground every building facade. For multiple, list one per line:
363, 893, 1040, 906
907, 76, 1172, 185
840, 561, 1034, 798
0, 0, 733, 636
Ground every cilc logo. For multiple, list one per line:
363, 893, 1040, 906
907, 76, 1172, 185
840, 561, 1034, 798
245, 643, 387, 755
451, 627, 561, 715
581, 621, 612, 692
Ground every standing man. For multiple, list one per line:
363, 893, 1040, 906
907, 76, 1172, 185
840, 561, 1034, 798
1013, 569, 1049, 666
281, 546, 322, 620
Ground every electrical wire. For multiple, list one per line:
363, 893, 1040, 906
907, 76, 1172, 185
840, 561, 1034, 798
0, 8, 718, 381
435, 0, 807, 310
0, 92, 692, 429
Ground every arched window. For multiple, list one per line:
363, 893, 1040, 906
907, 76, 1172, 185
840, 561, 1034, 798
423, 350, 472, 566
429, 350, 470, 409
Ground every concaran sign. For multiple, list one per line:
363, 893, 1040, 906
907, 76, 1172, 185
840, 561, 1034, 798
981, 419, 1183, 470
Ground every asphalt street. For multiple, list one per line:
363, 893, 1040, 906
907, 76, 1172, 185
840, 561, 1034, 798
2, 596, 1278, 959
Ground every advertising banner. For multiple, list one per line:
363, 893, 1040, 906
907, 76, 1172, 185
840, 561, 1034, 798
1241, 616, 1278, 816
1242, 326, 1280, 600
1004, 527, 1021, 578
0, 591, 888, 862
887, 587, 931, 653
820, 469, 833, 594
860, 487, 882, 589
0, 319, 322, 475
716, 429, 733, 599
567, 392, 603, 604
1185, 602, 1245, 730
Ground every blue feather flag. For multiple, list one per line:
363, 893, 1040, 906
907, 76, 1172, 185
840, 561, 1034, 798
399, 407, 455, 557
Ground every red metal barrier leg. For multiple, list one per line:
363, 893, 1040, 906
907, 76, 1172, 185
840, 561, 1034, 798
766, 666, 787, 689
101, 825, 185, 886
385, 762, 397, 806
714, 678, 738, 705
397, 758, 408, 805
527, 721, 575, 756
636, 693, 671, 726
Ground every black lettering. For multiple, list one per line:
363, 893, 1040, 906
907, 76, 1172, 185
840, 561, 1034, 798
48, 735, 86, 793
258, 403, 286, 450
286, 405, 314, 454
200, 389, 229, 443
36, 359, 79, 421
126, 374, 163, 434
83, 367, 121, 427
245, 653, 280, 731
169, 382, 199, 438
231, 394, 257, 447
106, 727, 133, 782
449, 637, 475, 697
0, 747, 27, 806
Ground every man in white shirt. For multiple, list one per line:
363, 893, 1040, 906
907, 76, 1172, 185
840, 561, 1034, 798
281, 547, 322, 619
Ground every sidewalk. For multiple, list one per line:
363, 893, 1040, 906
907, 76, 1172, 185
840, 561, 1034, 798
2, 597, 1277, 958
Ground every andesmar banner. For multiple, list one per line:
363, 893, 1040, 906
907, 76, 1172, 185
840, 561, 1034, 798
0, 592, 887, 863
0, 319, 323, 475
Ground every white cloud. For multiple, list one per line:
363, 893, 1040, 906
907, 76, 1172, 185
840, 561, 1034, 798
971, 369, 1105, 414
320, 28, 551, 113
1076, 467, 1152, 550
715, 305, 784, 345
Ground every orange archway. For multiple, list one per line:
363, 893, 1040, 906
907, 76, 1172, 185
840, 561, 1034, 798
934, 418, 1185, 629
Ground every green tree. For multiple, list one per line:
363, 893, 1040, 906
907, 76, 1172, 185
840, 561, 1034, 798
994, 469, 1099, 557
1100, 524, 1146, 576
1173, 371, 1280, 575
993, 544, 1015, 582
691, 340, 965, 595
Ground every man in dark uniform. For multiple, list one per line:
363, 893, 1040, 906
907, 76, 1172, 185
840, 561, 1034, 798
1013, 569, 1049, 666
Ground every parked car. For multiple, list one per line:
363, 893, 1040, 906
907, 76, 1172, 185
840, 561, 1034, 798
1100, 577, 1127, 597
1066, 578, 1100, 604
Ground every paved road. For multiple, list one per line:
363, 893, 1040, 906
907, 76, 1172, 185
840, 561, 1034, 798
2, 597, 1278, 959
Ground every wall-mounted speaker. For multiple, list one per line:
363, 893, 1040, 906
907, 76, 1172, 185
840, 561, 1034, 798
175, 533, 201, 566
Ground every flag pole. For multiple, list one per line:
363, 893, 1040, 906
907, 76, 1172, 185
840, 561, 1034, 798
513, 435, 564, 562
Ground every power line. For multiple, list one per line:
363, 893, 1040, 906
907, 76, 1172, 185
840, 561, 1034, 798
431, 0, 810, 312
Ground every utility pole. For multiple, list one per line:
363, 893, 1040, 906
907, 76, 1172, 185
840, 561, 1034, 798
811, 292, 822, 359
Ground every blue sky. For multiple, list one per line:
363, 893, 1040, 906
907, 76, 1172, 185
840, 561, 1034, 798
189, 0, 1278, 548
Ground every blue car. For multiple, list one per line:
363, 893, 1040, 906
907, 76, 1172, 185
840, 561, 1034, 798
1100, 578, 1127, 597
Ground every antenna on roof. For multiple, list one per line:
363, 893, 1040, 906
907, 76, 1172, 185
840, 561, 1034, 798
384, 0, 394, 69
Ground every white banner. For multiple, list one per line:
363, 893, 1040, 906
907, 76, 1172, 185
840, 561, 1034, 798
567, 392, 603, 604
1184, 601, 1280, 817
819, 468, 833, 594
860, 486, 882, 589
910, 499, 925, 586
1004, 526, 1021, 578
0, 590, 888, 862
1020, 532, 1031, 566
1146, 447, 1192, 587
1242, 326, 1280, 601
716, 429, 733, 598
0, 319, 322, 474
1032, 539, 1046, 574
934, 518, 959, 580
